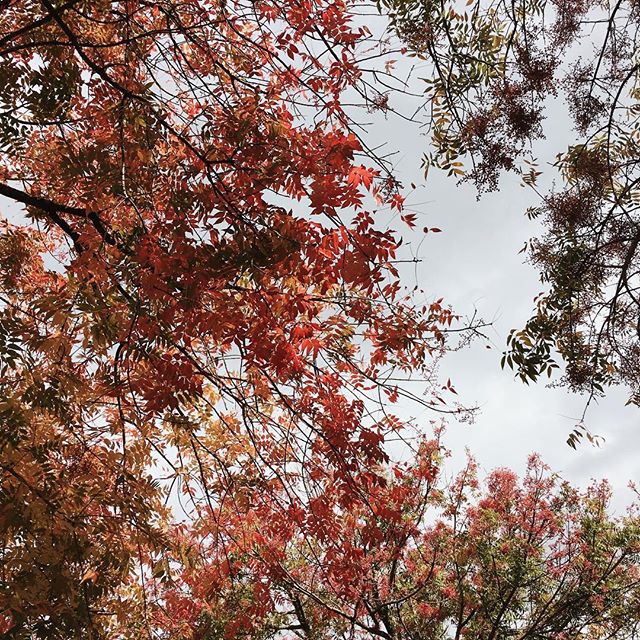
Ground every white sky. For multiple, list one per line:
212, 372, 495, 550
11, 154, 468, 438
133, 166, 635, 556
356, 34, 640, 513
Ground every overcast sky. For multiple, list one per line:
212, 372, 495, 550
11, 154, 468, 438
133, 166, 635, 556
358, 31, 640, 513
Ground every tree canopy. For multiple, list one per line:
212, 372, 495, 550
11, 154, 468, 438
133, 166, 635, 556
0, 1, 456, 635
1, 1, 639, 638
159, 444, 640, 639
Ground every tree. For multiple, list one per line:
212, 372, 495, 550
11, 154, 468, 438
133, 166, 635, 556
1, 2, 637, 639
380, 0, 640, 411
155, 436, 640, 639
0, 1, 459, 636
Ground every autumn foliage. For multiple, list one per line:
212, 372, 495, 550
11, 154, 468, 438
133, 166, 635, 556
0, 1, 639, 638
0, 0, 454, 635
159, 445, 640, 639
